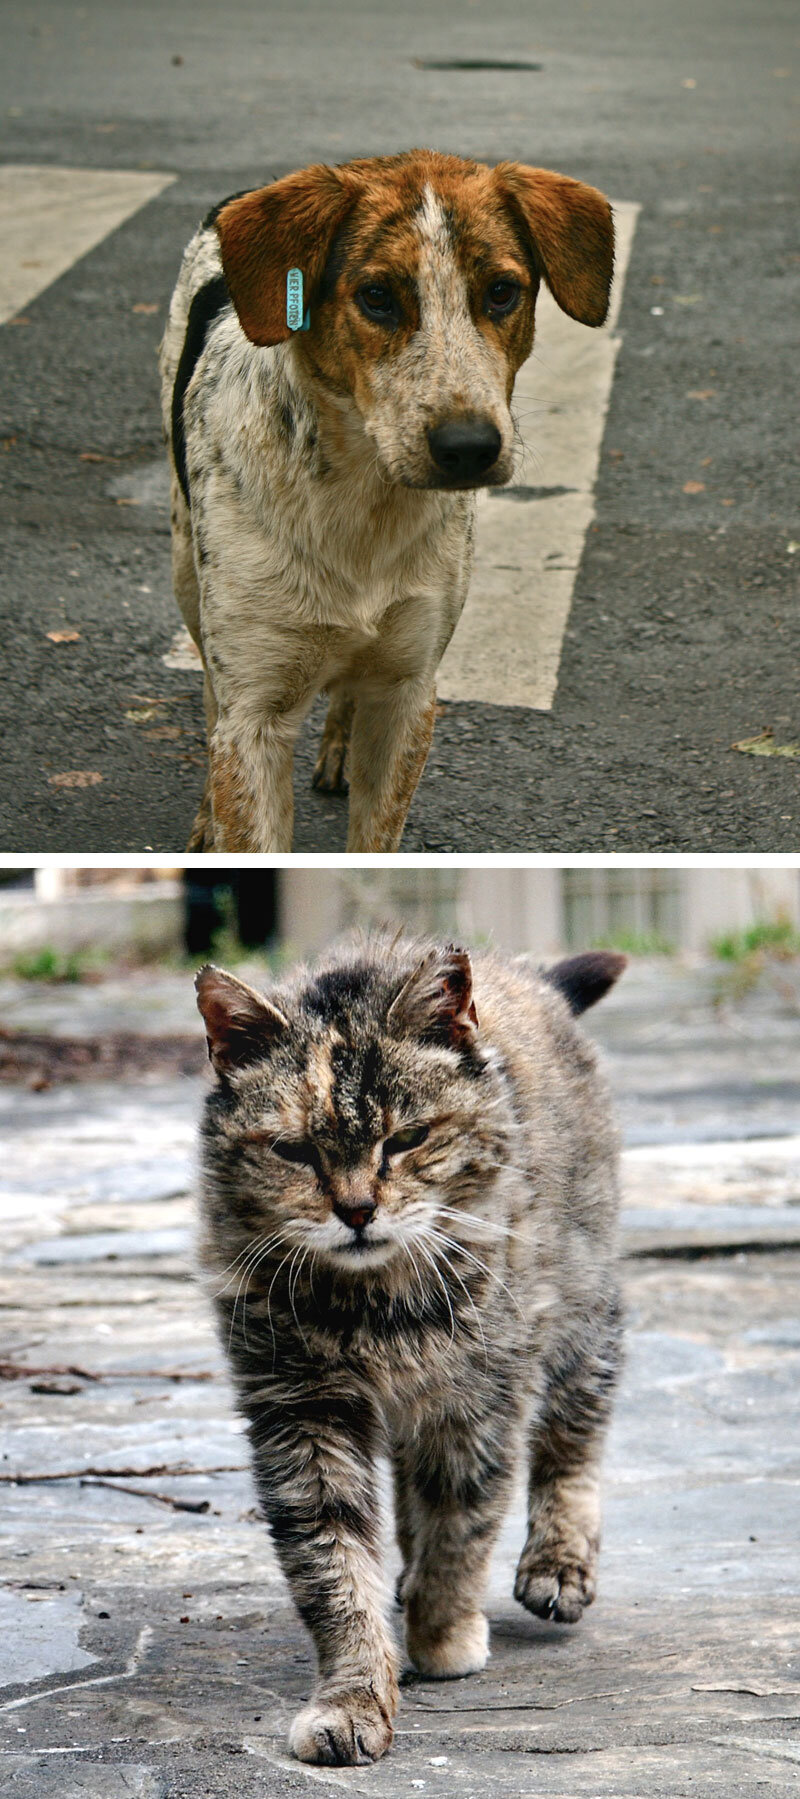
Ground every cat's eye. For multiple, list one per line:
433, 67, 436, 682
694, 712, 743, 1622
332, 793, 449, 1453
270, 1138, 323, 1176
383, 1124, 430, 1157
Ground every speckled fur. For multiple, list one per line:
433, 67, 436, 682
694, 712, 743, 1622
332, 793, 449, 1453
159, 151, 614, 851
194, 937, 625, 1766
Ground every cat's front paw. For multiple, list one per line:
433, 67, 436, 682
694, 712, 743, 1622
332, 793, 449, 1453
407, 1611, 489, 1679
514, 1543, 597, 1624
288, 1688, 394, 1766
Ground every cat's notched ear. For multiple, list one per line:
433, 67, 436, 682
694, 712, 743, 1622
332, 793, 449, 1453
195, 965, 289, 1074
215, 164, 358, 346
494, 163, 614, 327
544, 950, 627, 1017
387, 946, 479, 1050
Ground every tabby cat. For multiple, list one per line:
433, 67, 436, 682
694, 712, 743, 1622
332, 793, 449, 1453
195, 936, 625, 1766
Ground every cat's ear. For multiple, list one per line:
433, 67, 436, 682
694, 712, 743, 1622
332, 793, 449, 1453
387, 946, 479, 1049
543, 950, 626, 1016
195, 965, 289, 1074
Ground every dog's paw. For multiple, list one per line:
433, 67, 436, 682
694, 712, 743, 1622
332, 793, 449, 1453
288, 1688, 394, 1765
407, 1611, 489, 1678
514, 1544, 597, 1624
311, 739, 349, 794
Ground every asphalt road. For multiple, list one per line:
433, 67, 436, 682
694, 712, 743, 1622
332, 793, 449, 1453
1, 0, 798, 852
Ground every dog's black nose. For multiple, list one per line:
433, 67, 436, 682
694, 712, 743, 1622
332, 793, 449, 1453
427, 415, 502, 483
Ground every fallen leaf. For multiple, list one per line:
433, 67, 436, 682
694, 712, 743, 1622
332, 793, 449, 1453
80, 451, 112, 463
45, 629, 81, 644
721, 498, 735, 506
687, 389, 716, 399
114, 497, 139, 507
125, 706, 158, 723
732, 730, 800, 759
683, 480, 706, 494
144, 726, 182, 740
673, 294, 703, 305
48, 770, 103, 789
786, 541, 798, 554
9, 315, 31, 326
132, 302, 159, 314
682, 77, 697, 87
700, 456, 713, 467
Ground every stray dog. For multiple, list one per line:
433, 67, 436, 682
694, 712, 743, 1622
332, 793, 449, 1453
160, 152, 614, 851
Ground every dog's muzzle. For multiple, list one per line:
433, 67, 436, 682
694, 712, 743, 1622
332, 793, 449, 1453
426, 413, 503, 484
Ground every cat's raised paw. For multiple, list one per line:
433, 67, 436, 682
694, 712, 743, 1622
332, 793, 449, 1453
288, 1689, 394, 1765
514, 1555, 596, 1624
407, 1610, 489, 1678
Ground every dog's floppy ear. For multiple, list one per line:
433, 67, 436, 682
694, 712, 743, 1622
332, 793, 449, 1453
494, 164, 614, 327
215, 164, 357, 347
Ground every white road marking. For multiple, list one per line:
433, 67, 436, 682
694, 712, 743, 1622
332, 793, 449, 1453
162, 627, 202, 670
438, 200, 640, 710
0, 164, 175, 325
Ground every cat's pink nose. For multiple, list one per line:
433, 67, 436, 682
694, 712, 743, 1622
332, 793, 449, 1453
333, 1197, 377, 1232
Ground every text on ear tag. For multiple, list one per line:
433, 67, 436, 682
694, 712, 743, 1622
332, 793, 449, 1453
286, 267, 310, 332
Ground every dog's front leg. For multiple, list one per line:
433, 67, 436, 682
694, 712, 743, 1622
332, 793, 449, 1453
201, 602, 325, 851
346, 678, 437, 853
208, 713, 300, 852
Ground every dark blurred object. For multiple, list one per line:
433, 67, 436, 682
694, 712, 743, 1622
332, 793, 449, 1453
0, 868, 35, 889
184, 871, 278, 956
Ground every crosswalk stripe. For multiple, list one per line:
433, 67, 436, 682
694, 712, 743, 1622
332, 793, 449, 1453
0, 164, 175, 325
438, 199, 640, 710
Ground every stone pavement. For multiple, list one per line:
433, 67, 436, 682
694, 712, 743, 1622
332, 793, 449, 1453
1, 962, 799, 1795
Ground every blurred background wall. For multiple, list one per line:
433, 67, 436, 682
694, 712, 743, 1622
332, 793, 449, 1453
1, 864, 799, 963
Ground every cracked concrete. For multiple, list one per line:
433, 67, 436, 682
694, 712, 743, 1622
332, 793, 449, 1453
1, 962, 799, 1795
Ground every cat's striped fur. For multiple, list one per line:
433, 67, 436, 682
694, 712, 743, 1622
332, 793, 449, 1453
195, 936, 625, 1766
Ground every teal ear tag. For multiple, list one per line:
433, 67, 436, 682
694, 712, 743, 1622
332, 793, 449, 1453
286, 268, 310, 331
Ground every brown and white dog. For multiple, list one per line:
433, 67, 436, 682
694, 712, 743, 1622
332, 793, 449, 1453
159, 151, 614, 851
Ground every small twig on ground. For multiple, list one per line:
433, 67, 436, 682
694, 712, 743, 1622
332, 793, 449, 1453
78, 1477, 215, 1514
0, 1462, 247, 1484
0, 1361, 214, 1384
0, 1361, 97, 1382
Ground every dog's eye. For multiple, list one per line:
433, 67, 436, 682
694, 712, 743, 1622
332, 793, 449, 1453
383, 1124, 430, 1157
486, 278, 521, 316
356, 284, 396, 323
271, 1138, 322, 1175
